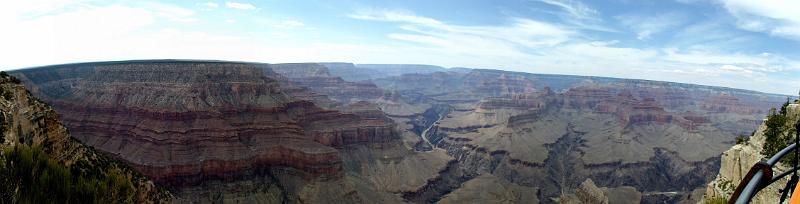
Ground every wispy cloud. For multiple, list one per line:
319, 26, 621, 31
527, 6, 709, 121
530, 0, 616, 32
617, 12, 688, 40
536, 0, 598, 20
719, 0, 800, 40
346, 8, 799, 94
275, 20, 305, 28
146, 2, 197, 22
225, 2, 257, 10
1, 1, 798, 95
202, 2, 219, 8
347, 8, 442, 26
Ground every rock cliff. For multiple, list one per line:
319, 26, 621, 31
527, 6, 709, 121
703, 103, 800, 203
0, 72, 171, 203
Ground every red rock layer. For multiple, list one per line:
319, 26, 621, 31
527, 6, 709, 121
562, 86, 709, 130
467, 72, 537, 96
12, 61, 398, 188
478, 90, 552, 110
701, 93, 765, 114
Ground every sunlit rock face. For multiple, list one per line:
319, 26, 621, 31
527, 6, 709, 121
704, 104, 800, 204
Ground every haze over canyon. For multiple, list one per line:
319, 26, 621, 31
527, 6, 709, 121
0, 60, 787, 203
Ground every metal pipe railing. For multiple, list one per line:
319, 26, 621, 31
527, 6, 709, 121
731, 143, 797, 203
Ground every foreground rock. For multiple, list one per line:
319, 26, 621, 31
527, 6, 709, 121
704, 103, 800, 203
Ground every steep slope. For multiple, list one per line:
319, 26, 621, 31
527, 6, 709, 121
0, 72, 170, 203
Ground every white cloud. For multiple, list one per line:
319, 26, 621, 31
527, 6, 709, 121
348, 8, 442, 26
202, 2, 219, 8
1, 2, 797, 95
146, 2, 197, 22
618, 12, 688, 40
536, 0, 598, 20
278, 20, 305, 28
346, 8, 800, 94
719, 0, 800, 40
226, 19, 236, 23
530, 0, 616, 32
0, 4, 156, 67
225, 2, 257, 10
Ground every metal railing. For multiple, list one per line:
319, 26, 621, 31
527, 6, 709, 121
730, 122, 800, 204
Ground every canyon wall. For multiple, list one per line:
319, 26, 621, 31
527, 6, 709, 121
0, 72, 171, 203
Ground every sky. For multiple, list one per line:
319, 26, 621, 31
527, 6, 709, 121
1, 0, 799, 95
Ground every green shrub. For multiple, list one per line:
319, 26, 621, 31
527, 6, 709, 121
0, 145, 134, 203
761, 98, 799, 166
735, 135, 749, 145
705, 196, 727, 204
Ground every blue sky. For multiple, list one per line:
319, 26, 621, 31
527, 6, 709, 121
1, 0, 799, 95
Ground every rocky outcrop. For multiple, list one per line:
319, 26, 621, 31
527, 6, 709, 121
0, 72, 171, 202
574, 179, 608, 204
703, 104, 800, 203
560, 179, 641, 204
437, 174, 539, 204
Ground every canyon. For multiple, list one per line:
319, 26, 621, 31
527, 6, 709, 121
0, 72, 171, 202
7, 60, 787, 203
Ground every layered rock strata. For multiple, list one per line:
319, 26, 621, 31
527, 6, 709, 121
11, 61, 403, 196
0, 73, 171, 202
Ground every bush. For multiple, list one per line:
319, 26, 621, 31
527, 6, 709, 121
0, 71, 21, 84
705, 196, 727, 204
735, 135, 749, 145
0, 145, 134, 203
761, 99, 799, 166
